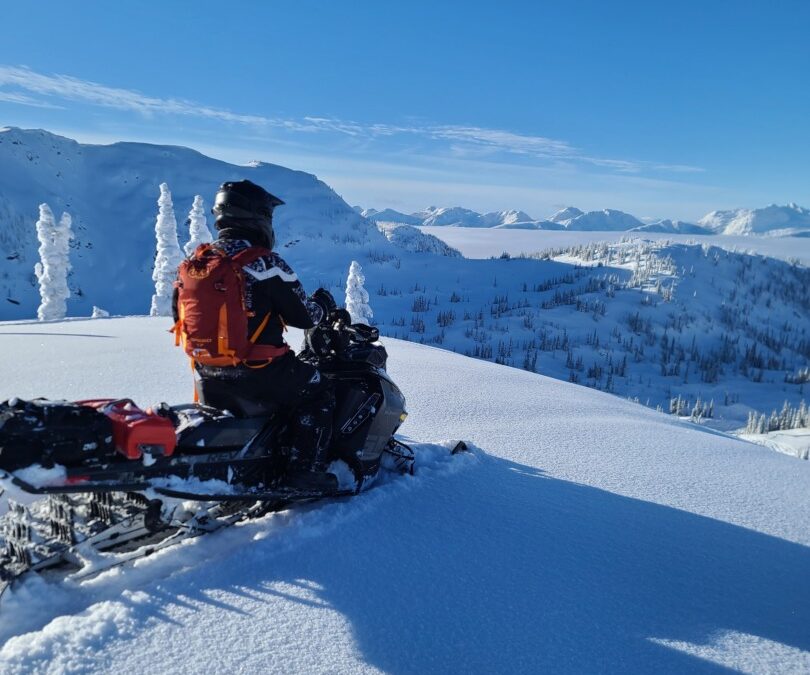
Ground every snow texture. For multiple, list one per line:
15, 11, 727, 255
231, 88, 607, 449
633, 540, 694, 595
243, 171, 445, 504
33, 205, 72, 321
0, 317, 808, 674
345, 260, 373, 324
149, 183, 183, 317
182, 194, 213, 257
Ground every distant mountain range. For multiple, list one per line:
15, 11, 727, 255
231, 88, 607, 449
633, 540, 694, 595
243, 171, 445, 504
356, 203, 810, 237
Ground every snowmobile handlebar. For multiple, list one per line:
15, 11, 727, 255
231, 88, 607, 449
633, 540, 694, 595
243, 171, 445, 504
303, 309, 380, 362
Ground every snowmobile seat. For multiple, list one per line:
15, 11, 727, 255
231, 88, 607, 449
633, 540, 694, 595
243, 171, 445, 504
195, 378, 281, 418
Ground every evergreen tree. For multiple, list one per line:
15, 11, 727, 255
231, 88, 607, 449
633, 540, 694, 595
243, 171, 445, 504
183, 195, 213, 256
345, 260, 373, 324
34, 204, 73, 321
150, 183, 183, 317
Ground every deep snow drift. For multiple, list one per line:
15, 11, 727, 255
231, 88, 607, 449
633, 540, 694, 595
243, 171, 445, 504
0, 317, 808, 673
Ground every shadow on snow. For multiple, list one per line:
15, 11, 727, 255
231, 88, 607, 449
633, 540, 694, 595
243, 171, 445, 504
2, 446, 808, 673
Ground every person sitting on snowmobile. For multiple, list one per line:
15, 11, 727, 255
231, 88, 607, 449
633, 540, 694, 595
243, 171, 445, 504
172, 179, 338, 490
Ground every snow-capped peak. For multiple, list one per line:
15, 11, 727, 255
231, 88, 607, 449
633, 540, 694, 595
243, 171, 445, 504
549, 206, 584, 223
698, 203, 810, 236
551, 208, 644, 231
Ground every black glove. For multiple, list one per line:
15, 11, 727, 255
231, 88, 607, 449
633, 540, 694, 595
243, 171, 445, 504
311, 288, 337, 324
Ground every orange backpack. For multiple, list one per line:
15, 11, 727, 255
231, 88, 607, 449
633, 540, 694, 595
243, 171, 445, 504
172, 244, 289, 367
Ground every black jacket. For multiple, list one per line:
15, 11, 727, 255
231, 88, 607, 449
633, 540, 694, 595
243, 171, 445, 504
173, 229, 324, 348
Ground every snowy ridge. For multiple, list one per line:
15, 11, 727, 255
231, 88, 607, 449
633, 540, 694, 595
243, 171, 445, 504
361, 207, 422, 225
363, 203, 648, 231
0, 317, 807, 673
550, 207, 644, 231
699, 203, 810, 236
631, 219, 711, 235
360, 200, 810, 235
0, 127, 390, 320
376, 221, 461, 257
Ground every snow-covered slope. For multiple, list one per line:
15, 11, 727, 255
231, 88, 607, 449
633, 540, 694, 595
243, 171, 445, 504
549, 206, 585, 223
407, 206, 542, 229
631, 219, 712, 235
699, 203, 810, 236
0, 127, 393, 320
479, 209, 534, 227
375, 221, 461, 257
415, 205, 488, 227
361, 208, 422, 225
373, 204, 646, 231
555, 208, 644, 231
363, 202, 810, 236
0, 317, 808, 673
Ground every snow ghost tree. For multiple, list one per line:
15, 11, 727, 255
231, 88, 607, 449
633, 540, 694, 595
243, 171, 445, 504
183, 194, 213, 256
345, 260, 373, 324
34, 204, 73, 321
150, 183, 183, 316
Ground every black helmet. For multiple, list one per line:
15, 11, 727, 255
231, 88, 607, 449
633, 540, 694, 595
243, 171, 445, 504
212, 180, 284, 247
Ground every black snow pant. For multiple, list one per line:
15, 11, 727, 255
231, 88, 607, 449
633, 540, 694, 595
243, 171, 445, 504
196, 353, 335, 472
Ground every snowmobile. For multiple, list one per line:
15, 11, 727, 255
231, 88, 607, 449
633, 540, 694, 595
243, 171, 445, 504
0, 311, 467, 601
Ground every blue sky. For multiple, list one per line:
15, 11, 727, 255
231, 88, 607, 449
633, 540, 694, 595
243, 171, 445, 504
0, 0, 807, 220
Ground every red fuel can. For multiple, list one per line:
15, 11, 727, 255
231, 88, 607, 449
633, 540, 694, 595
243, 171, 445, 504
78, 399, 177, 459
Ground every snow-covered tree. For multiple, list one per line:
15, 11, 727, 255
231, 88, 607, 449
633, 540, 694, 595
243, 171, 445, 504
345, 260, 373, 325
183, 195, 213, 256
150, 183, 183, 316
34, 204, 73, 321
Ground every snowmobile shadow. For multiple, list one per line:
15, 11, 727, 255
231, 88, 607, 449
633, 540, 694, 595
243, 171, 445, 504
243, 451, 808, 674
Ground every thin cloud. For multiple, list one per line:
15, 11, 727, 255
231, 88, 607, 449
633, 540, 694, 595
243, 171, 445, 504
0, 90, 62, 109
0, 65, 704, 174
0, 65, 273, 124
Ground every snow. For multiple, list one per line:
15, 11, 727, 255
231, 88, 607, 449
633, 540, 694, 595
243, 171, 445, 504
361, 208, 422, 225
0, 316, 808, 673
375, 220, 461, 257
150, 475, 235, 495
415, 205, 484, 227
550, 206, 585, 223
367, 201, 810, 236
632, 219, 711, 235
551, 207, 644, 231
699, 203, 810, 236
13, 463, 66, 487
741, 429, 810, 460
